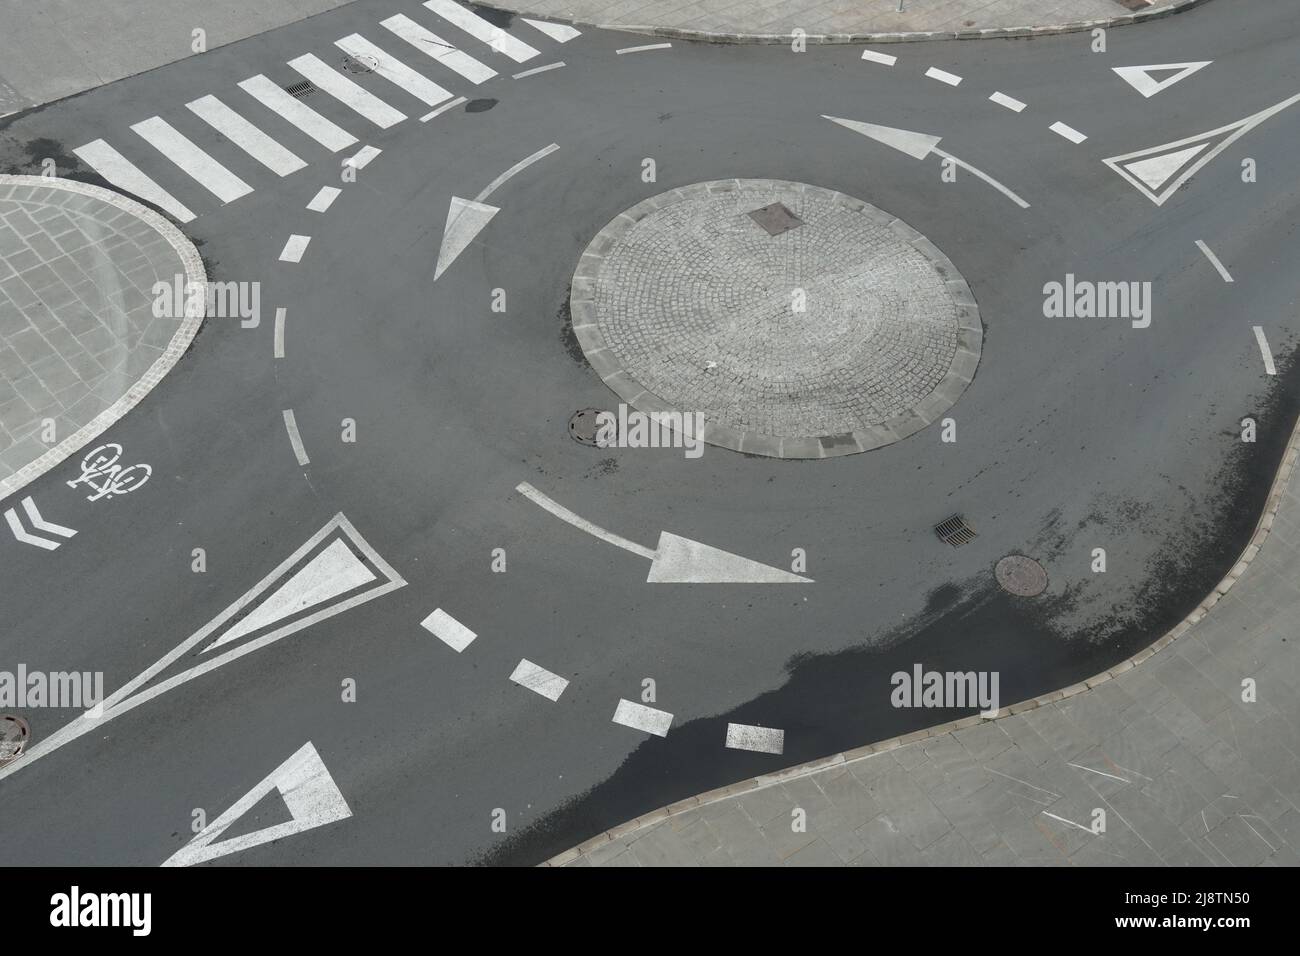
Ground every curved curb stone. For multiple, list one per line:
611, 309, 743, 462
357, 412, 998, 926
543, 408, 1300, 864
571, 180, 981, 459
0, 175, 205, 503
491, 0, 1215, 45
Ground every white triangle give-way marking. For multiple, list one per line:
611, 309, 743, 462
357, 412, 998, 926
1113, 61, 1211, 98
434, 197, 500, 280
162, 742, 351, 866
1123, 142, 1210, 190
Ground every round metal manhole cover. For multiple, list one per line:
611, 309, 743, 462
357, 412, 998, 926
342, 53, 379, 74
0, 715, 31, 766
568, 408, 610, 447
995, 555, 1048, 597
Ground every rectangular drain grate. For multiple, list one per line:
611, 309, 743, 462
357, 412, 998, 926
935, 514, 977, 547
285, 80, 317, 99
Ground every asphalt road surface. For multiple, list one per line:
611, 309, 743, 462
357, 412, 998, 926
1, 0, 1298, 865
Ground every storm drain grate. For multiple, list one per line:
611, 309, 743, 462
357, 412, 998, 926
0, 715, 30, 766
285, 80, 317, 99
935, 514, 977, 547
748, 202, 804, 237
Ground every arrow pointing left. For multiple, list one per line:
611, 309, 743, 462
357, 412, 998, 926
4, 497, 77, 550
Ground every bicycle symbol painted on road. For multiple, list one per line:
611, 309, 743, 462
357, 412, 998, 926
66, 444, 151, 501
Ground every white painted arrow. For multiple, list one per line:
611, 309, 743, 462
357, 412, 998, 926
434, 196, 499, 280
824, 114, 1030, 209
162, 742, 351, 866
516, 481, 811, 583
4, 496, 77, 550
1112, 61, 1211, 99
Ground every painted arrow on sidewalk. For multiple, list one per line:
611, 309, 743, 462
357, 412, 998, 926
823, 114, 1030, 209
516, 481, 812, 583
4, 496, 77, 550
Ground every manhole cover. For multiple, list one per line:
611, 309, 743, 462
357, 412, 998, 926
748, 202, 803, 236
0, 715, 30, 766
569, 408, 611, 447
995, 555, 1048, 596
342, 53, 378, 74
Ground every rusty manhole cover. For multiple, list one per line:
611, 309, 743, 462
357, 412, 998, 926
0, 715, 30, 766
342, 53, 378, 74
568, 408, 611, 447
995, 555, 1048, 596
748, 202, 804, 237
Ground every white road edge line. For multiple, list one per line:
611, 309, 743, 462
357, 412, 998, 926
273, 307, 286, 358
725, 722, 785, 754
509, 659, 569, 700
421, 96, 467, 122
1049, 121, 1088, 144
612, 699, 673, 736
925, 67, 962, 86
1195, 239, 1234, 282
475, 143, 560, 202
616, 43, 672, 55
1253, 326, 1277, 376
989, 91, 1027, 112
282, 408, 310, 465
513, 61, 565, 79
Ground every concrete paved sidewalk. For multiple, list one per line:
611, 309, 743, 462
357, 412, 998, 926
489, 0, 1201, 40
551, 428, 1300, 867
0, 176, 203, 500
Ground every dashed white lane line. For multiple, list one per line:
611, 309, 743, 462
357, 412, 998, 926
279, 234, 311, 263
513, 62, 565, 79
238, 74, 358, 152
925, 67, 962, 86
380, 13, 497, 84
612, 699, 673, 736
989, 91, 1027, 113
860, 49, 897, 66
288, 53, 406, 128
282, 409, 310, 465
344, 144, 382, 171
510, 659, 569, 701
273, 307, 286, 358
185, 94, 307, 176
334, 33, 453, 107
420, 607, 477, 651
72, 139, 197, 222
421, 96, 467, 122
616, 43, 672, 55
307, 186, 341, 212
1195, 239, 1234, 282
131, 116, 253, 203
1254, 326, 1277, 375
423, 0, 540, 63
1049, 121, 1088, 144
725, 722, 785, 754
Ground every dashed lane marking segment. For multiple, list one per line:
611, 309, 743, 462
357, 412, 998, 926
1049, 121, 1088, 144
130, 116, 253, 204
421, 607, 477, 652
989, 91, 1026, 113
516, 482, 812, 583
1113, 61, 1211, 98
616, 43, 672, 55
1103, 92, 1300, 206
612, 699, 673, 737
0, 514, 405, 782
725, 723, 785, 754
925, 67, 962, 86
381, 13, 497, 84
5, 497, 77, 551
824, 116, 1031, 209
288, 53, 406, 128
279, 234, 312, 263
238, 74, 359, 152
282, 408, 310, 465
334, 33, 453, 107
860, 49, 897, 66
1195, 240, 1234, 282
510, 659, 569, 701
423, 0, 540, 63
163, 742, 351, 866
307, 186, 341, 212
1254, 327, 1277, 376
513, 62, 565, 80
72, 140, 197, 222
344, 145, 383, 170
185, 95, 307, 176
274, 307, 287, 358
421, 96, 466, 122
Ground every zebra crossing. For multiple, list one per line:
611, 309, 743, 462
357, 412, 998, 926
72, 2, 579, 225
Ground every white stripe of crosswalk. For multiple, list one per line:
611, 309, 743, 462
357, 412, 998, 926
334, 34, 452, 107
237, 74, 359, 152
380, 13, 497, 84
130, 116, 253, 204
73, 139, 197, 222
288, 53, 406, 128
186, 95, 307, 176
520, 18, 581, 43
422, 0, 540, 63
